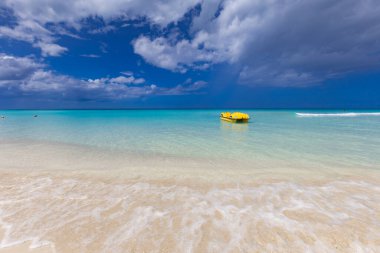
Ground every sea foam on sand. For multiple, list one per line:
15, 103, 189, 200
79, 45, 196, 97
0, 140, 379, 253
0, 173, 379, 253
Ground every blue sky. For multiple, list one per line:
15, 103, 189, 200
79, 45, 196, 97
1, 0, 380, 109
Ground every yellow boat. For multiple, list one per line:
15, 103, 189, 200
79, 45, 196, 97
220, 112, 250, 123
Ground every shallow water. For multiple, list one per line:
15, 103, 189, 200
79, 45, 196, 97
1, 110, 380, 168
0, 110, 379, 252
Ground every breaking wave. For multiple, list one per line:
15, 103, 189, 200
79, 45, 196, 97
296, 112, 380, 117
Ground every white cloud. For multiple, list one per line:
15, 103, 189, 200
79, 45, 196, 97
0, 0, 202, 56
108, 75, 145, 85
109, 76, 133, 84
0, 54, 43, 82
34, 42, 68, 57
133, 36, 217, 72
133, 78, 145, 84
0, 54, 206, 99
2, 0, 201, 26
80, 54, 101, 58
0, 19, 68, 56
120, 71, 133, 76
87, 25, 116, 34
3, 0, 378, 85
132, 0, 380, 86
20, 70, 73, 91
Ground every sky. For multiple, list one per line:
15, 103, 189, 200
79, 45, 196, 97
0, 0, 380, 109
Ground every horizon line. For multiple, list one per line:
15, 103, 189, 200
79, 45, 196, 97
1, 107, 380, 111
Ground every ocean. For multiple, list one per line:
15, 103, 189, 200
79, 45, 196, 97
0, 110, 379, 252
1, 109, 380, 168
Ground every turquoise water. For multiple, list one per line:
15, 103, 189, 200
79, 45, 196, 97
1, 110, 380, 169
1, 110, 380, 252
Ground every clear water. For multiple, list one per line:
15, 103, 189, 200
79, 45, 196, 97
1, 110, 380, 253
1, 110, 380, 169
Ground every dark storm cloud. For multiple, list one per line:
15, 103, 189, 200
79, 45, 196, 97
236, 0, 380, 86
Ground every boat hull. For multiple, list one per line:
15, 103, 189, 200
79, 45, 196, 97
220, 116, 249, 123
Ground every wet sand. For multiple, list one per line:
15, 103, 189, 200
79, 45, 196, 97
0, 140, 380, 253
0, 242, 53, 253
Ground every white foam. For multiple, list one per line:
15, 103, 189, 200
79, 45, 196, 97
1, 177, 380, 252
296, 112, 380, 117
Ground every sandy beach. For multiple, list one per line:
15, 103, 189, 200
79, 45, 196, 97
0, 140, 379, 253
1, 0, 380, 249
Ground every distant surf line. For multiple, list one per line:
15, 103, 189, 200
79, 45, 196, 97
296, 112, 380, 117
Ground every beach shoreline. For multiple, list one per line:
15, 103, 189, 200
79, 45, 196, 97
0, 140, 379, 253
1, 110, 379, 252
0, 170, 379, 253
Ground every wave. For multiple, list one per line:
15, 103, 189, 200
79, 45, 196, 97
296, 112, 380, 117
